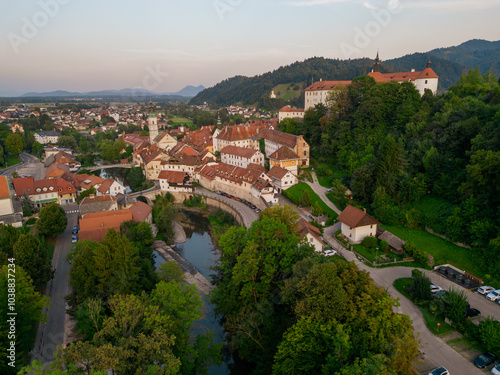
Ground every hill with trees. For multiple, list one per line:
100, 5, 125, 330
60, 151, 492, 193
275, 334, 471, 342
190, 39, 500, 109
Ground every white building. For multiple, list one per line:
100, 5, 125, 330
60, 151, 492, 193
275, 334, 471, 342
96, 178, 127, 197
220, 145, 264, 169
297, 218, 323, 252
337, 205, 380, 244
278, 106, 305, 122
35, 131, 61, 145
304, 80, 351, 111
266, 166, 298, 193
158, 170, 193, 193
213, 125, 260, 153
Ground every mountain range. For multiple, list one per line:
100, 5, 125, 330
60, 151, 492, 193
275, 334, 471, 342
189, 39, 500, 108
20, 85, 206, 98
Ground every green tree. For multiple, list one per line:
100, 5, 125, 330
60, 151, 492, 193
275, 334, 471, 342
57, 135, 77, 150
0, 143, 4, 166
0, 225, 20, 261
443, 288, 469, 325
77, 186, 97, 203
258, 203, 300, 233
0, 265, 49, 375
479, 317, 500, 353
13, 234, 55, 291
36, 203, 67, 237
408, 272, 432, 302
31, 141, 44, 157
5, 133, 24, 156
299, 190, 311, 207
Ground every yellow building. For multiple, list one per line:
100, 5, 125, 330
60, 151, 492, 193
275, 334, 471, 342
268, 146, 300, 175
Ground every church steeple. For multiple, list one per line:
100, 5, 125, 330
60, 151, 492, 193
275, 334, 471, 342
217, 112, 222, 129
373, 51, 381, 73
426, 57, 432, 69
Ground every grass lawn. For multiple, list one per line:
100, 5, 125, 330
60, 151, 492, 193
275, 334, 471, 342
381, 224, 488, 283
5, 154, 22, 167
46, 237, 57, 260
310, 160, 347, 188
283, 182, 338, 219
171, 116, 193, 125
393, 278, 454, 336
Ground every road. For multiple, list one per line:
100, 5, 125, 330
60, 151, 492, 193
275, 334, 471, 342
32, 205, 79, 363
0, 153, 44, 179
322, 227, 485, 374
304, 171, 341, 215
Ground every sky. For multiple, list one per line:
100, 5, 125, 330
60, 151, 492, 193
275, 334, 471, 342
1, 0, 499, 97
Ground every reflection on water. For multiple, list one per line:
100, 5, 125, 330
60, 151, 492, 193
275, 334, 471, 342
154, 210, 253, 375
99, 167, 132, 193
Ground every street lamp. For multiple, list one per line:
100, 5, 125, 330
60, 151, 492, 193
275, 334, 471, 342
376, 247, 379, 265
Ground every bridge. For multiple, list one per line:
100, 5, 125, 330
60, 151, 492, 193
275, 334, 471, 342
85, 163, 136, 171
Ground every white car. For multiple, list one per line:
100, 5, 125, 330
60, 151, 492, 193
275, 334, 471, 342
486, 289, 500, 301
428, 366, 449, 375
430, 284, 443, 294
323, 250, 337, 257
478, 285, 495, 295
491, 363, 500, 374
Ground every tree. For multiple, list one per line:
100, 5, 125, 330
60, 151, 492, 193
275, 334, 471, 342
57, 135, 77, 150
0, 265, 49, 375
0, 143, 4, 166
0, 224, 20, 261
479, 317, 500, 353
77, 186, 97, 203
408, 271, 432, 302
13, 234, 55, 291
36, 203, 67, 237
258, 204, 300, 233
5, 133, 24, 156
299, 190, 311, 207
31, 141, 44, 157
443, 288, 469, 325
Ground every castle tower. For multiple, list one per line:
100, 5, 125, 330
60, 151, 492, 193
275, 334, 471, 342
426, 57, 432, 69
148, 100, 158, 144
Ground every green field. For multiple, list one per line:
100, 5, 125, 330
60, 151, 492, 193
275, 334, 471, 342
271, 82, 304, 101
5, 155, 22, 167
283, 182, 338, 219
168, 116, 193, 125
381, 224, 491, 283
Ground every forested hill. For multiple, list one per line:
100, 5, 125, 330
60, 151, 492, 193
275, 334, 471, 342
189, 55, 463, 108
190, 39, 500, 108
428, 39, 500, 77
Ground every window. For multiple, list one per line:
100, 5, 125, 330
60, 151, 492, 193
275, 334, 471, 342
304, 151, 307, 156
425, 80, 428, 84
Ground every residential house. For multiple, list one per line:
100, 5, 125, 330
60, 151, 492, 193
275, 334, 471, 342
220, 145, 265, 169
278, 106, 304, 122
158, 170, 193, 193
154, 132, 178, 152
79, 195, 118, 217
79, 209, 132, 242
96, 178, 127, 197
10, 123, 24, 134
297, 218, 323, 252
45, 163, 70, 179
129, 201, 153, 225
44, 151, 81, 172
268, 146, 301, 175
35, 131, 61, 144
12, 176, 76, 207
213, 125, 261, 153
378, 229, 405, 253
259, 128, 309, 167
267, 166, 298, 192
0, 176, 23, 227
304, 80, 351, 110
337, 205, 380, 244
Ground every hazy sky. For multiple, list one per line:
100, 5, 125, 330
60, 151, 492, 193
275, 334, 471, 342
1, 0, 499, 96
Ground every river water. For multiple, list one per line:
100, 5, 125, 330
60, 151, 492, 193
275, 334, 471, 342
154, 210, 252, 375
99, 167, 133, 193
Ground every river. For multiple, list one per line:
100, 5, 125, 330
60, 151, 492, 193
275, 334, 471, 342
99, 167, 133, 193
154, 210, 253, 375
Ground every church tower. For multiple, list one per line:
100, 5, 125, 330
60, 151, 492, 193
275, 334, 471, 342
148, 100, 159, 145
373, 51, 381, 73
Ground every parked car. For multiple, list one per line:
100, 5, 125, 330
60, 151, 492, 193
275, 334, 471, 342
430, 284, 443, 294
255, 208, 261, 213
478, 286, 495, 295
323, 250, 337, 257
486, 290, 500, 301
464, 308, 481, 318
215, 191, 221, 195
326, 187, 334, 192
220, 192, 227, 196
433, 290, 449, 298
428, 367, 449, 375
227, 195, 233, 199
491, 363, 500, 374
71, 235, 78, 243
72, 226, 78, 234
474, 352, 497, 368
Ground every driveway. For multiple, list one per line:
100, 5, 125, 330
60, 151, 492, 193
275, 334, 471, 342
304, 171, 341, 215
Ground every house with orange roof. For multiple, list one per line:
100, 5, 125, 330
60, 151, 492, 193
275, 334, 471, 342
79, 195, 118, 217
153, 131, 177, 152
79, 209, 133, 242
0, 176, 14, 216
129, 201, 153, 225
337, 205, 380, 244
45, 163, 70, 179
297, 218, 323, 252
267, 165, 298, 192
158, 170, 193, 193
221, 145, 264, 169
304, 80, 352, 110
260, 128, 310, 168
96, 178, 127, 197
213, 125, 261, 153
268, 146, 301, 175
278, 106, 305, 122
12, 176, 76, 207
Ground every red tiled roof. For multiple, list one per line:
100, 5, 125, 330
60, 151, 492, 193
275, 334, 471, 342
279, 106, 304, 113
45, 163, 69, 178
297, 218, 322, 244
217, 125, 261, 141
305, 81, 352, 91
97, 179, 114, 194
129, 201, 152, 222
269, 146, 300, 161
259, 128, 302, 149
267, 166, 291, 180
0, 176, 10, 199
79, 210, 133, 242
220, 145, 260, 159
54, 178, 75, 195
337, 205, 380, 228
13, 176, 35, 196
80, 195, 117, 205
158, 170, 187, 184
367, 67, 438, 83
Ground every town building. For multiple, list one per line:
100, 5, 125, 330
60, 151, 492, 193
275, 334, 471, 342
304, 80, 351, 111
213, 125, 261, 153
278, 106, 305, 122
96, 178, 127, 197
268, 146, 301, 175
259, 128, 310, 167
297, 218, 323, 252
35, 131, 61, 144
220, 145, 265, 169
266, 166, 298, 192
337, 205, 380, 244
79, 195, 118, 217
12, 176, 76, 207
0, 176, 23, 227
158, 170, 193, 193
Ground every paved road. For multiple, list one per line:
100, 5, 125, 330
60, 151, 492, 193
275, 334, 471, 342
194, 187, 258, 228
321, 227, 484, 374
304, 171, 341, 215
32, 205, 79, 363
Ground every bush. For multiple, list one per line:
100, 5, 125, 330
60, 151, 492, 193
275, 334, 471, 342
26, 217, 37, 226
299, 191, 311, 207
362, 236, 377, 248
408, 273, 432, 302
380, 240, 389, 251
405, 241, 429, 267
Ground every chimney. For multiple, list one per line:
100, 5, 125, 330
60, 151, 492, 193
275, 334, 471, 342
363, 208, 366, 213
411, 69, 415, 73
90, 194, 95, 199
320, 78, 322, 82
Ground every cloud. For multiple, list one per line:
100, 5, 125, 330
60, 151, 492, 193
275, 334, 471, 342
401, 0, 500, 11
